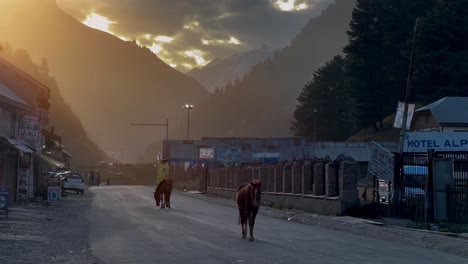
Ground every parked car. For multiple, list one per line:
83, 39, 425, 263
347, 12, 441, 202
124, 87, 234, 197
61, 172, 85, 194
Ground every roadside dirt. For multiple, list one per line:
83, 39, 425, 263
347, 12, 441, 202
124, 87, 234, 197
0, 189, 102, 264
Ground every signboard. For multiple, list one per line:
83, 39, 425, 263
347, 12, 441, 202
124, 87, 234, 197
0, 187, 8, 219
48, 186, 61, 205
18, 115, 40, 142
394, 101, 415, 129
216, 148, 241, 165
404, 132, 468, 152
199, 148, 214, 159
368, 142, 394, 181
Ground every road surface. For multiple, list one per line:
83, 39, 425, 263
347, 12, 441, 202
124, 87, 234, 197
88, 186, 467, 264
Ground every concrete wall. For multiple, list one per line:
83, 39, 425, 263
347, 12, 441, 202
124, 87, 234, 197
208, 187, 342, 215
175, 161, 359, 216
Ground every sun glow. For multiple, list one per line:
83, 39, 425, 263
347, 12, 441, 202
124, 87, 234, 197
274, 0, 309, 12
201, 36, 241, 46
155, 36, 174, 43
184, 50, 208, 66
83, 13, 115, 33
149, 44, 163, 54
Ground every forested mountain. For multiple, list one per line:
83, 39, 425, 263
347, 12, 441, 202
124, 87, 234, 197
0, 0, 208, 161
0, 44, 108, 166
179, 0, 357, 139
292, 0, 468, 142
187, 46, 274, 93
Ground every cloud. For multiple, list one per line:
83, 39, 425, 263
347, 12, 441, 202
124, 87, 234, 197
57, 0, 334, 72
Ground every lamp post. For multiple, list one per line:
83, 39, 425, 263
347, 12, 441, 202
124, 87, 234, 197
183, 104, 194, 140
313, 107, 318, 158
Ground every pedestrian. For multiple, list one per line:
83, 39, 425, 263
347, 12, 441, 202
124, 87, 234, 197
88, 171, 95, 186
41, 172, 48, 200
156, 159, 170, 187
96, 172, 101, 186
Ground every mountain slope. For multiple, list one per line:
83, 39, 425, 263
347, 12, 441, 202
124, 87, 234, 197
0, 0, 208, 161
184, 0, 356, 138
0, 44, 108, 167
187, 46, 274, 92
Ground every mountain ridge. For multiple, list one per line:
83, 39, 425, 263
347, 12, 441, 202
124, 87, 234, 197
0, 0, 208, 162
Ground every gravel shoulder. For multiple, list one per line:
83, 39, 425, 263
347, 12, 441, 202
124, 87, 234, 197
0, 188, 102, 264
178, 190, 468, 259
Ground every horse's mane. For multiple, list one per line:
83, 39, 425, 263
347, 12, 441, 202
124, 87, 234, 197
237, 183, 248, 191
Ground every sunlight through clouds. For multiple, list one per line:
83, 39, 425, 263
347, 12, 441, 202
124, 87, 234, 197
149, 43, 163, 54
64, 0, 332, 72
274, 0, 309, 12
228, 37, 241, 45
155, 36, 174, 43
184, 50, 208, 66
201, 36, 242, 46
83, 13, 115, 34
184, 21, 200, 30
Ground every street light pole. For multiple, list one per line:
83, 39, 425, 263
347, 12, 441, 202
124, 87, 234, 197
183, 104, 194, 140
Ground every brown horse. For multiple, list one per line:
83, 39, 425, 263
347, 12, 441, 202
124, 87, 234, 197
153, 179, 173, 209
236, 180, 261, 241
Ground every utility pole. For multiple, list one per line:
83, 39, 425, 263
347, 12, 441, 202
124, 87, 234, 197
398, 17, 420, 154
312, 107, 319, 158
394, 17, 421, 216
131, 119, 169, 159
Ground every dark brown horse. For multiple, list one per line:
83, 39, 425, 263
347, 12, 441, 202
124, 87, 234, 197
153, 179, 173, 209
236, 180, 261, 241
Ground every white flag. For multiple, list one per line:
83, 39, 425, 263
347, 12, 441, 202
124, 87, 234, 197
393, 101, 415, 129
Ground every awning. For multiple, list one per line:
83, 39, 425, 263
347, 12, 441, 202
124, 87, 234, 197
62, 149, 74, 158
0, 135, 34, 154
39, 155, 65, 168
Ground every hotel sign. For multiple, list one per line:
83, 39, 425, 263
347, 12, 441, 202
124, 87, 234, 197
404, 132, 468, 152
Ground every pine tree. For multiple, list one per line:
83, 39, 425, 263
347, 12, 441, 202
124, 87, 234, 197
291, 56, 354, 140
344, 0, 435, 129
414, 0, 468, 102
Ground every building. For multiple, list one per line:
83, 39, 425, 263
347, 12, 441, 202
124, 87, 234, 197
0, 80, 32, 201
411, 97, 468, 132
0, 56, 51, 201
164, 138, 398, 178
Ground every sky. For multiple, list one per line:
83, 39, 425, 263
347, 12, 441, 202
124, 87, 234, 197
56, 0, 334, 72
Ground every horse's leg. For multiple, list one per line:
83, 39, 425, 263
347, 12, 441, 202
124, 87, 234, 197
249, 209, 258, 241
164, 193, 170, 208
239, 208, 246, 239
167, 192, 171, 208
161, 193, 166, 209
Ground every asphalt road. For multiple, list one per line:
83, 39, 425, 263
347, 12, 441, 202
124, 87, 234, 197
88, 186, 468, 264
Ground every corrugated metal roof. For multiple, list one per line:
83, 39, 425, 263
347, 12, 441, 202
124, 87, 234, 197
62, 149, 73, 158
416, 97, 468, 124
0, 81, 28, 107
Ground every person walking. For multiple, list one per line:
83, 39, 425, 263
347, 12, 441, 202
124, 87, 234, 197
88, 171, 95, 186
156, 159, 170, 186
41, 173, 48, 200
